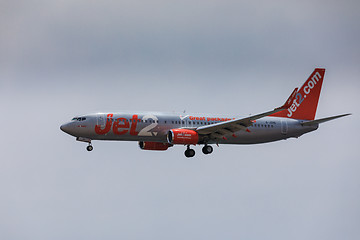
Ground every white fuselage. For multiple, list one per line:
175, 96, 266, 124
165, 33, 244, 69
60, 112, 318, 145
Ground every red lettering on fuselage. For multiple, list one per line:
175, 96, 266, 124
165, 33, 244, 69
189, 116, 233, 122
113, 118, 129, 135
95, 114, 113, 135
95, 114, 140, 136
130, 115, 139, 136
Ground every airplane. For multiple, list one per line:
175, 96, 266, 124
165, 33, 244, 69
60, 68, 350, 157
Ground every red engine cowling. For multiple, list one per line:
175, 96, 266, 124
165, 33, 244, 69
138, 141, 170, 151
167, 129, 199, 145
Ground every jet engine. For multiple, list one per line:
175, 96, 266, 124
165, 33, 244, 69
167, 129, 199, 145
138, 141, 170, 151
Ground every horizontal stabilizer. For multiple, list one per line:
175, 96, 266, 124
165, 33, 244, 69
301, 113, 351, 126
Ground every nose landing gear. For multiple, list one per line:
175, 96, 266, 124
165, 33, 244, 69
86, 144, 93, 151
76, 137, 93, 152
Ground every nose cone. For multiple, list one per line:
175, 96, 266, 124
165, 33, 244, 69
60, 122, 72, 135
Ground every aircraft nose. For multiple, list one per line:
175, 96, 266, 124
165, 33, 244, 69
60, 122, 72, 134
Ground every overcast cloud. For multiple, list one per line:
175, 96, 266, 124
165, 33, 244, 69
1, 1, 359, 239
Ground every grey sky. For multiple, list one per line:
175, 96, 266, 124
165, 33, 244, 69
1, 1, 359, 239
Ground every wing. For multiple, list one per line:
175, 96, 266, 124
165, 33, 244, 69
195, 88, 298, 140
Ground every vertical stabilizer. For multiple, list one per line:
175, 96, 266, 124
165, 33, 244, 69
270, 68, 325, 120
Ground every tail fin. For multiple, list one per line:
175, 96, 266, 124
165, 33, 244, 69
270, 68, 325, 120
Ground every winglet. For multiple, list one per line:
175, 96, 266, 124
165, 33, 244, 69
275, 88, 298, 110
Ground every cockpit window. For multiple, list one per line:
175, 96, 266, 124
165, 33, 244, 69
71, 117, 86, 121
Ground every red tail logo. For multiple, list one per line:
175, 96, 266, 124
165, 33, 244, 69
270, 68, 325, 120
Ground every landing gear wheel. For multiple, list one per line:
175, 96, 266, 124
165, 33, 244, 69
184, 149, 195, 158
202, 145, 213, 155
86, 145, 93, 151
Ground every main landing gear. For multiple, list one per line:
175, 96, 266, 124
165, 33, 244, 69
184, 146, 195, 158
202, 145, 213, 154
184, 145, 214, 158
